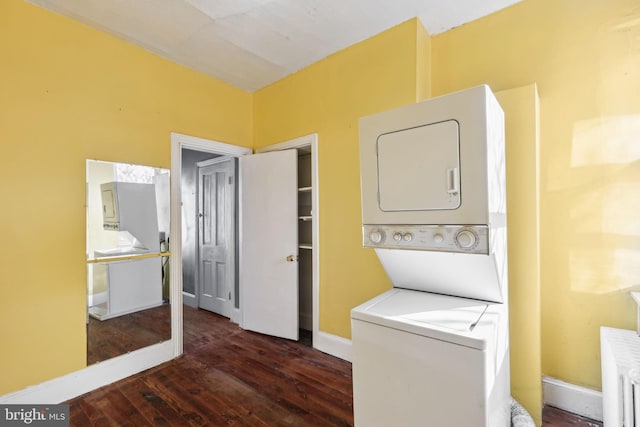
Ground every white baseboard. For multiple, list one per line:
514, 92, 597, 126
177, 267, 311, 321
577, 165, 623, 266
182, 291, 196, 308
542, 376, 602, 421
314, 331, 352, 362
88, 291, 107, 307
231, 308, 241, 325
0, 341, 175, 404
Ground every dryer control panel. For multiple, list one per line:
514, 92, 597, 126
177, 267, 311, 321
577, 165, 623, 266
363, 224, 489, 255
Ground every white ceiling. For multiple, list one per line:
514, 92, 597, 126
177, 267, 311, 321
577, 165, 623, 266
26, 0, 521, 92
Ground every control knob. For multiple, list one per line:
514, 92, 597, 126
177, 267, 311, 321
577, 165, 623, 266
393, 232, 403, 242
369, 229, 384, 244
455, 229, 478, 249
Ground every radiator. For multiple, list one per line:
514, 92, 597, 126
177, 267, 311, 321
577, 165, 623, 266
601, 327, 640, 426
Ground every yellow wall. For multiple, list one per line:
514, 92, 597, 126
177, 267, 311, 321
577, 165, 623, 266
432, 0, 640, 390
0, 0, 251, 395
253, 19, 428, 336
497, 84, 542, 424
416, 21, 432, 101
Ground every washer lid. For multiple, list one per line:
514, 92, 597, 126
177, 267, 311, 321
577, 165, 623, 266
372, 290, 487, 332
351, 288, 503, 350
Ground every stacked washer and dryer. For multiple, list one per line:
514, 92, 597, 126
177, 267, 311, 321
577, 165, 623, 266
352, 85, 510, 426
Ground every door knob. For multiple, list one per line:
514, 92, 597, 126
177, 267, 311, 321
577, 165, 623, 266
286, 255, 297, 262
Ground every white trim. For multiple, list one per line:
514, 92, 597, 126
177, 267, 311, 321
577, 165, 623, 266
256, 134, 321, 351
0, 341, 173, 404
542, 376, 603, 421
170, 132, 251, 357
182, 291, 197, 308
196, 155, 233, 168
254, 134, 316, 154
231, 308, 241, 325
172, 133, 252, 157
88, 291, 107, 307
314, 331, 352, 362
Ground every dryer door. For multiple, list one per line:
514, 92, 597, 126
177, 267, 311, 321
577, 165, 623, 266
377, 120, 460, 212
359, 85, 503, 226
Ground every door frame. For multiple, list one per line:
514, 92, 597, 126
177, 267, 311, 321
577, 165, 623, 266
254, 134, 320, 347
170, 132, 251, 357
170, 132, 319, 357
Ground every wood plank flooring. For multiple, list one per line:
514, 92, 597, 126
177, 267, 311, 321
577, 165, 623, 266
72, 306, 352, 426
72, 305, 601, 426
542, 406, 602, 427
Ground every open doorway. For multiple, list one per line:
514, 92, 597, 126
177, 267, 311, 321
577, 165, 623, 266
169, 133, 319, 356
180, 150, 238, 320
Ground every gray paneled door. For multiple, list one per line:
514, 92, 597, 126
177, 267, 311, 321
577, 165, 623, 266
197, 156, 235, 318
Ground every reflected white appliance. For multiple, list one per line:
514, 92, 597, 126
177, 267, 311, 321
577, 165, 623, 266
100, 182, 161, 253
351, 85, 510, 426
90, 182, 163, 320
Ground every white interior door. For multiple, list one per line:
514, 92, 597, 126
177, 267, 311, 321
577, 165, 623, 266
240, 149, 298, 340
197, 157, 235, 318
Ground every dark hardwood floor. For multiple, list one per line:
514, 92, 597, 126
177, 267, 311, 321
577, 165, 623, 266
73, 305, 600, 426
542, 406, 602, 427
72, 306, 352, 426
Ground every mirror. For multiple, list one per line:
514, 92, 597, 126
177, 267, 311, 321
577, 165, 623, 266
86, 160, 171, 365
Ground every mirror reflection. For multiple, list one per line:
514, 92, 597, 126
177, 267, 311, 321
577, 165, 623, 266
86, 160, 171, 365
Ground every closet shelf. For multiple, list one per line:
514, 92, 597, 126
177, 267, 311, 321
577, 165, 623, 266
298, 186, 312, 192
298, 216, 312, 221
299, 243, 312, 250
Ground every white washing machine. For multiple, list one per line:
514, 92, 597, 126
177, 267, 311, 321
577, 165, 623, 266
351, 288, 510, 426
353, 85, 510, 426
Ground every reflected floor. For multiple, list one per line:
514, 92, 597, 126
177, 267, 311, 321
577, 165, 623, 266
87, 303, 171, 365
